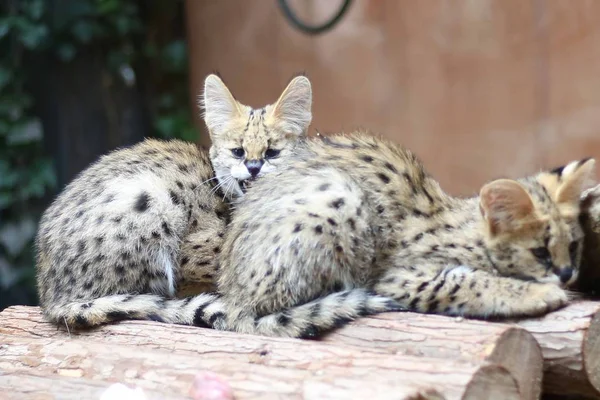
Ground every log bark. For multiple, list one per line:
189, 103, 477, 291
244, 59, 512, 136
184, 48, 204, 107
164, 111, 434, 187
517, 301, 600, 398
323, 301, 600, 399
0, 372, 189, 400
0, 306, 536, 400
322, 312, 542, 400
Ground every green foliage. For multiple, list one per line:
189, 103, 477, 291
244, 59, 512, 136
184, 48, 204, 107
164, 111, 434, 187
0, 0, 55, 308
0, 0, 196, 309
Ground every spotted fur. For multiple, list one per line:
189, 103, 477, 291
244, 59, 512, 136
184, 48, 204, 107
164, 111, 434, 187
36, 74, 311, 329
207, 133, 595, 337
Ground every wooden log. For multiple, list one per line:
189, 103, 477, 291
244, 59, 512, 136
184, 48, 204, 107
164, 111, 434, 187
322, 312, 542, 400
0, 372, 189, 400
517, 301, 600, 398
0, 306, 536, 400
322, 301, 600, 399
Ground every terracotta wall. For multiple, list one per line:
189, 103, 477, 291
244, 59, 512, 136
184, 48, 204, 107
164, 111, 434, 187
185, 0, 600, 195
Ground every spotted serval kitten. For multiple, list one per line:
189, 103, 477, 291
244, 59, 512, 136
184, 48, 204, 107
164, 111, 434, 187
36, 73, 312, 328
205, 134, 595, 337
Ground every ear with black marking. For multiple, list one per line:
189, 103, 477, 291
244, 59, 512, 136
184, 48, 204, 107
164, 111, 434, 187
202, 74, 242, 136
270, 75, 312, 136
555, 158, 596, 204
479, 179, 535, 236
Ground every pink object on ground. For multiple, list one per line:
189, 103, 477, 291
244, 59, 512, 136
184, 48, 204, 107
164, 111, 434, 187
189, 371, 235, 400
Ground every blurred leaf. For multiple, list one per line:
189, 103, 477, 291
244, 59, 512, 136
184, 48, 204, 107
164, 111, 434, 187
162, 40, 187, 72
6, 118, 43, 145
0, 192, 13, 209
71, 20, 95, 43
0, 18, 11, 39
96, 0, 121, 15
0, 159, 22, 189
24, 0, 45, 20
0, 217, 36, 257
17, 23, 48, 49
57, 43, 76, 62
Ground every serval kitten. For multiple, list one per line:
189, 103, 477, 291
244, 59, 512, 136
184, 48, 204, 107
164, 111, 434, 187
207, 133, 595, 337
36, 73, 312, 328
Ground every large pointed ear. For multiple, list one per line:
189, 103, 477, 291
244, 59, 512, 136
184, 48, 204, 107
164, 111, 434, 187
555, 158, 596, 204
269, 75, 312, 136
202, 74, 243, 136
479, 179, 535, 236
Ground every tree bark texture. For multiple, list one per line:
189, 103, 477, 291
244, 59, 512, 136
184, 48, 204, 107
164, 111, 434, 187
0, 306, 540, 400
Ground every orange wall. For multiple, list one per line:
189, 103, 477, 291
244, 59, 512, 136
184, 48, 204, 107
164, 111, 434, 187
186, 0, 600, 195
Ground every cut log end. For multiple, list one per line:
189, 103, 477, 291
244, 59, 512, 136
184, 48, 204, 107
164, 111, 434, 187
463, 365, 520, 400
584, 309, 600, 393
488, 328, 543, 400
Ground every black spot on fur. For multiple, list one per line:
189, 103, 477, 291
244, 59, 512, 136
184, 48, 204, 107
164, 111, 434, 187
193, 304, 210, 327
169, 190, 181, 205
327, 218, 337, 226
151, 231, 160, 239
315, 225, 323, 234
449, 284, 461, 295
409, 296, 421, 309
360, 155, 373, 163
74, 315, 90, 327
414, 233, 424, 241
147, 313, 165, 323
384, 162, 397, 173
377, 173, 391, 184
107, 311, 135, 321
417, 282, 429, 292
176, 181, 184, 189
318, 183, 331, 191
209, 312, 225, 325
427, 300, 439, 313
162, 222, 171, 236
329, 198, 345, 209
299, 324, 321, 339
277, 312, 291, 326
177, 164, 190, 173
181, 256, 189, 265
293, 223, 303, 233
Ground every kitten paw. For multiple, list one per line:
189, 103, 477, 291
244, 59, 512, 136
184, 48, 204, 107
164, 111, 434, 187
523, 283, 568, 316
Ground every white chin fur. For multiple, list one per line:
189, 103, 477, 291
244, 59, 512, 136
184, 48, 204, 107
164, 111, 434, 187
215, 169, 244, 198
537, 275, 561, 285
231, 164, 251, 180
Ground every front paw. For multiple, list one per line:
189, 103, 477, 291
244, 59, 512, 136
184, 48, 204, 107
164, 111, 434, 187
520, 283, 568, 316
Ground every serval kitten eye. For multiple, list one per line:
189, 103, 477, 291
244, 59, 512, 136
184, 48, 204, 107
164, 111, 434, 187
231, 148, 245, 158
265, 148, 281, 159
530, 246, 551, 261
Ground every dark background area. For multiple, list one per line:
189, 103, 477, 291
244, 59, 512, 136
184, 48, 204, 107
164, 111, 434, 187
0, 0, 196, 310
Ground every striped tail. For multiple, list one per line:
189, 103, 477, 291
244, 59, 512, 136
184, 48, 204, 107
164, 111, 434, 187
218, 289, 405, 339
42, 293, 225, 329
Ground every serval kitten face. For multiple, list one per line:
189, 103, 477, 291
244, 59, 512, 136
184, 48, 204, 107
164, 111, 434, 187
481, 158, 596, 286
202, 74, 312, 198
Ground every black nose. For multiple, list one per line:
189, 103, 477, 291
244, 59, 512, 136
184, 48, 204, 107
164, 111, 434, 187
558, 267, 573, 283
244, 159, 264, 178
